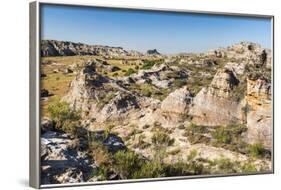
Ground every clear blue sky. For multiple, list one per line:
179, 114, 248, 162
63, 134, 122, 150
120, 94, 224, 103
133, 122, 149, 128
41, 4, 272, 54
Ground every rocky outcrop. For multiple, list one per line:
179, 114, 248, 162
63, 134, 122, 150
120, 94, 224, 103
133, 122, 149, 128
224, 62, 246, 75
128, 64, 188, 89
41, 131, 96, 184
98, 92, 140, 122
62, 60, 112, 116
210, 42, 271, 67
41, 40, 142, 57
189, 68, 243, 126
161, 86, 192, 114
245, 77, 272, 149
147, 49, 161, 55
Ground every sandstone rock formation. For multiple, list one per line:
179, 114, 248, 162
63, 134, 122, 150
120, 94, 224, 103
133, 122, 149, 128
189, 68, 243, 126
161, 86, 192, 114
244, 77, 272, 149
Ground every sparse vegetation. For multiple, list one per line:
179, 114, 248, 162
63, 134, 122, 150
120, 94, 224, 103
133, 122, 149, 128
47, 100, 80, 134
247, 143, 266, 159
141, 59, 163, 70
125, 68, 136, 76
41, 41, 272, 183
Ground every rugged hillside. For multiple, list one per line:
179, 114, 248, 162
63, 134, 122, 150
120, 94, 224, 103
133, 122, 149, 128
41, 40, 144, 57
41, 41, 272, 184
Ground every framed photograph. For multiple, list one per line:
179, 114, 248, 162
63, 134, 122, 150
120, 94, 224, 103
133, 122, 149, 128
29, 1, 274, 188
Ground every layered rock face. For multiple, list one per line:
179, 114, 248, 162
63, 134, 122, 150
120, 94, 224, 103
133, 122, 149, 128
161, 86, 192, 114
189, 68, 243, 126
41, 40, 143, 57
245, 78, 272, 149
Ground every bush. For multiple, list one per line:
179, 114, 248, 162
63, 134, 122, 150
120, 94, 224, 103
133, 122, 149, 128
211, 124, 247, 144
152, 131, 175, 147
133, 161, 164, 179
247, 143, 265, 158
47, 100, 80, 134
184, 123, 210, 144
141, 60, 157, 70
112, 150, 144, 179
90, 142, 112, 166
211, 126, 232, 144
241, 161, 257, 173
173, 79, 187, 88
125, 68, 136, 76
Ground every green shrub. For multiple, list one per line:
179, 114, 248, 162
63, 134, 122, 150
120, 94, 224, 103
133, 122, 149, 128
210, 158, 238, 173
211, 125, 247, 144
247, 143, 265, 158
241, 161, 257, 173
173, 79, 187, 88
112, 150, 144, 179
125, 68, 136, 76
152, 131, 175, 147
164, 159, 204, 176
187, 149, 198, 161
184, 123, 210, 144
133, 160, 164, 179
90, 142, 112, 166
211, 126, 232, 144
47, 100, 80, 134
141, 60, 157, 70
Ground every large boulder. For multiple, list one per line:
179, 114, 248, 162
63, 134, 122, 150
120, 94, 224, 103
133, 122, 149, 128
161, 86, 192, 114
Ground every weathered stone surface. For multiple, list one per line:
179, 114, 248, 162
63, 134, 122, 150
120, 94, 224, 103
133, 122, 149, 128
41, 131, 96, 184
161, 86, 192, 114
98, 92, 140, 122
245, 78, 272, 149
189, 69, 243, 126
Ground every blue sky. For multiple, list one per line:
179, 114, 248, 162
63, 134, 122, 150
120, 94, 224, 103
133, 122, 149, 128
41, 4, 272, 54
